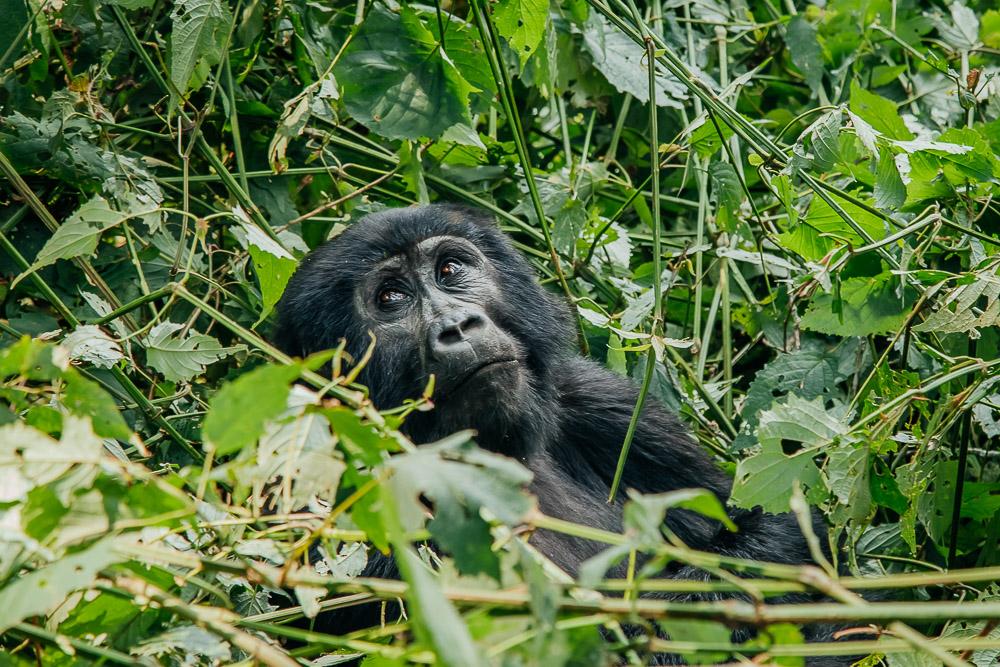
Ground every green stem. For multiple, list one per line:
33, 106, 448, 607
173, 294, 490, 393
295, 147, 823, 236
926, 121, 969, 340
11, 622, 145, 666
468, 0, 574, 306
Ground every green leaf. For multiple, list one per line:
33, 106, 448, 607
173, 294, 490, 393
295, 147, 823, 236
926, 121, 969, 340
934, 127, 1000, 183
62, 371, 131, 440
552, 198, 587, 256
737, 338, 860, 448
801, 273, 914, 336
426, 13, 496, 114
690, 117, 734, 159
732, 395, 847, 512
849, 81, 913, 142
398, 140, 430, 204
874, 146, 906, 211
757, 394, 850, 449
786, 17, 824, 94
62, 325, 123, 369
903, 151, 952, 204
581, 11, 686, 108
236, 218, 298, 327
808, 110, 841, 171
778, 223, 834, 262
982, 9, 1000, 48
625, 488, 737, 541
930, 2, 980, 50
396, 547, 489, 667
803, 190, 888, 247
658, 618, 731, 664
731, 439, 822, 513
19, 196, 127, 282
335, 5, 474, 140
709, 161, 743, 232
145, 323, 245, 382
0, 539, 123, 633
827, 443, 872, 522
493, 0, 548, 67
169, 0, 233, 103
913, 270, 1000, 336
389, 437, 532, 579
202, 363, 301, 455
0, 0, 28, 62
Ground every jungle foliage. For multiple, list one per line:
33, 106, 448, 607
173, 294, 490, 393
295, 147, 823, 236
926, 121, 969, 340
0, 0, 999, 664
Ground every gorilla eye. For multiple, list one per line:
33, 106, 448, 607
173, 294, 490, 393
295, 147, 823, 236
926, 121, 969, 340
377, 287, 408, 306
438, 259, 463, 280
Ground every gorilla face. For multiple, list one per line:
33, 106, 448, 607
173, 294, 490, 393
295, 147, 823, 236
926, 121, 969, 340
354, 235, 530, 413
274, 205, 574, 454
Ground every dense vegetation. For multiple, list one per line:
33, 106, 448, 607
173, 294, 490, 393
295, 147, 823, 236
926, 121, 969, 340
1, 0, 999, 664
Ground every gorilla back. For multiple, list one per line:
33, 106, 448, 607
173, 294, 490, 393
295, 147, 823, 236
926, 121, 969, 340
273, 204, 837, 654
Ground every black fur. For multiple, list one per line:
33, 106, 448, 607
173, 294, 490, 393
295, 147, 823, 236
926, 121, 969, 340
273, 204, 843, 662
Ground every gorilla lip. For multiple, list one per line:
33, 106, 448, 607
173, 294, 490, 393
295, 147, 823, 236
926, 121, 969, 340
447, 357, 520, 395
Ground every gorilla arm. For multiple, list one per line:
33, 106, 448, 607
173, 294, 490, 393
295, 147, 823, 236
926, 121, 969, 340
547, 355, 822, 568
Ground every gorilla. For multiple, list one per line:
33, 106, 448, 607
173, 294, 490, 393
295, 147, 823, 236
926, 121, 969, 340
273, 204, 837, 658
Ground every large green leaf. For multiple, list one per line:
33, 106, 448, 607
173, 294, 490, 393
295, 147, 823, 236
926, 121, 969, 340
62, 371, 131, 440
233, 215, 298, 327
427, 13, 496, 114
493, 0, 548, 67
803, 190, 888, 247
732, 395, 846, 512
786, 17, 824, 94
202, 363, 301, 455
735, 338, 861, 450
169, 0, 233, 102
801, 273, 914, 336
145, 323, 245, 383
874, 146, 906, 210
848, 81, 913, 141
389, 437, 532, 579
335, 5, 474, 140
580, 11, 686, 108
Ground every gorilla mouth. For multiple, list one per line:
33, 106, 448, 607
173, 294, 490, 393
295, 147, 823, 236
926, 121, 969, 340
446, 358, 520, 396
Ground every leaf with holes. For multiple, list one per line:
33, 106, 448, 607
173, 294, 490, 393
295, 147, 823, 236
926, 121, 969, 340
169, 0, 233, 103
334, 5, 474, 140
493, 0, 547, 67
389, 436, 533, 579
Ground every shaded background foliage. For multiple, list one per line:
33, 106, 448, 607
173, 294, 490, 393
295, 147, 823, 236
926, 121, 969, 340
0, 0, 999, 664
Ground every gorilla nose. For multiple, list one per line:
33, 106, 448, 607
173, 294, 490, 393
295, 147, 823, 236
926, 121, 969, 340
429, 310, 485, 356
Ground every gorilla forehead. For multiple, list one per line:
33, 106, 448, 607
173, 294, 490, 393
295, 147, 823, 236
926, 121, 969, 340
305, 205, 519, 282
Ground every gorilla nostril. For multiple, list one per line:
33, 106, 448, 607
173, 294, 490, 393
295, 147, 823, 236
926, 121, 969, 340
438, 326, 464, 345
462, 313, 484, 333
435, 312, 484, 348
